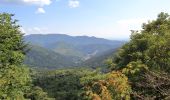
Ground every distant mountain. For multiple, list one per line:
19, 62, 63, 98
24, 34, 123, 46
24, 34, 125, 69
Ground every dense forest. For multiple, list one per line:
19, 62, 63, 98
0, 12, 170, 100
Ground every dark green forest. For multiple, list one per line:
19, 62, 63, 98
0, 12, 170, 100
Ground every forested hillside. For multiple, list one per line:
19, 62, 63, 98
80, 49, 118, 69
0, 12, 170, 100
24, 34, 124, 69
24, 44, 81, 69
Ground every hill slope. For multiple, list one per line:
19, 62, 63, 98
24, 34, 125, 69
80, 49, 118, 69
24, 45, 81, 69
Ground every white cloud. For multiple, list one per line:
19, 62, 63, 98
33, 27, 42, 33
0, 0, 52, 6
20, 27, 45, 35
36, 7, 46, 14
24, 27, 49, 34
69, 0, 80, 8
0, 0, 52, 13
23, 0, 51, 6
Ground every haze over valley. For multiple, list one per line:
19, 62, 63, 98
24, 34, 125, 69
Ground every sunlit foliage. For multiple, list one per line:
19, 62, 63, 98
0, 13, 31, 99
109, 12, 170, 99
81, 71, 131, 100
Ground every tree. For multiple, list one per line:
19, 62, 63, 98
0, 13, 31, 99
113, 12, 170, 72
25, 86, 54, 100
81, 71, 131, 100
110, 12, 170, 99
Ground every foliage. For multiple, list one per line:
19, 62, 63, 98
25, 86, 54, 100
131, 70, 170, 99
0, 13, 26, 66
0, 66, 31, 99
122, 61, 148, 76
32, 68, 131, 100
80, 49, 117, 70
105, 58, 116, 70
113, 12, 170, 73
81, 71, 131, 100
0, 13, 31, 99
33, 68, 95, 100
80, 70, 107, 85
24, 44, 81, 69
109, 12, 170, 99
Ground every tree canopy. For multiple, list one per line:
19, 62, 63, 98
113, 12, 170, 73
110, 12, 170, 99
0, 13, 31, 99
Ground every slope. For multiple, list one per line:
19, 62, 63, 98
24, 44, 81, 69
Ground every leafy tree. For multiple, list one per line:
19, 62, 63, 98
110, 12, 170, 99
33, 68, 95, 100
81, 71, 131, 100
113, 12, 170, 72
0, 13, 31, 99
25, 86, 54, 100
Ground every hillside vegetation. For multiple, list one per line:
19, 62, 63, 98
0, 12, 170, 100
24, 44, 81, 69
24, 34, 124, 69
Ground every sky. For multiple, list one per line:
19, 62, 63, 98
0, 0, 170, 40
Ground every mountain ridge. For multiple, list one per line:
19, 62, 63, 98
24, 34, 125, 69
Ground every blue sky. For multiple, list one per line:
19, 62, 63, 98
0, 0, 170, 40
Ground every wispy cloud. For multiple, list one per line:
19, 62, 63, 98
22, 27, 49, 35
23, 0, 52, 6
36, 7, 46, 14
31, 27, 49, 33
68, 0, 80, 8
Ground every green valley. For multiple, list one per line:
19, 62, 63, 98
0, 8, 170, 100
